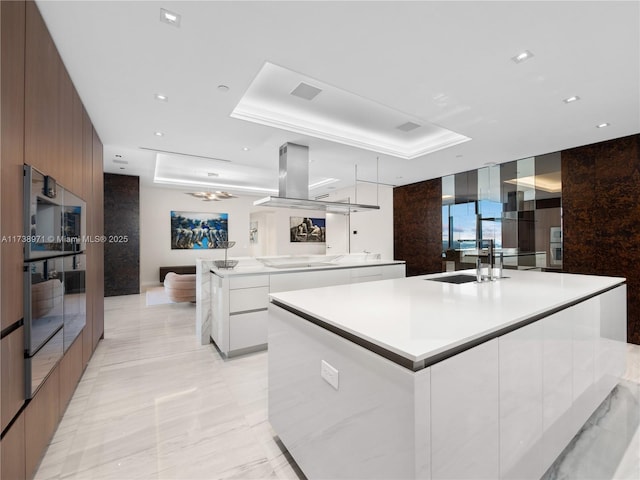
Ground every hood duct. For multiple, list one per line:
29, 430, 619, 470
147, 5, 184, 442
253, 143, 380, 213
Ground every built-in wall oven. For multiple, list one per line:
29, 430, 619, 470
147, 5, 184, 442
23, 165, 87, 398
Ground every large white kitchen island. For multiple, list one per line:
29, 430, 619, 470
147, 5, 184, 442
268, 269, 627, 480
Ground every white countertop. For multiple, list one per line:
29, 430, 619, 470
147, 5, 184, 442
269, 269, 625, 364
210, 257, 405, 277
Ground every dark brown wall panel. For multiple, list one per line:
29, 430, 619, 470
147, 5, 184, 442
393, 178, 442, 276
1, 0, 26, 330
104, 173, 140, 296
562, 134, 640, 344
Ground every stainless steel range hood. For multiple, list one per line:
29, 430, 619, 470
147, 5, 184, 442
253, 143, 380, 213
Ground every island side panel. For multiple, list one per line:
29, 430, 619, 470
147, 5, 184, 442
431, 339, 500, 480
268, 303, 430, 480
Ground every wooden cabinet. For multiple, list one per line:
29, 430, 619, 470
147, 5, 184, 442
1, 411, 26, 480
71, 90, 84, 196
25, 365, 60, 479
24, 0, 60, 176
1, 0, 26, 330
59, 334, 83, 416
91, 127, 104, 349
1, 327, 25, 432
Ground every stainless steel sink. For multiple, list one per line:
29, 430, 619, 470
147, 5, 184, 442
426, 274, 478, 284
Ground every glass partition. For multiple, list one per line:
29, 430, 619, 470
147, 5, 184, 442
442, 154, 562, 272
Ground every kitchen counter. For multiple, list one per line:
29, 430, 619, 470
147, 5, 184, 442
196, 255, 406, 353
268, 269, 627, 479
269, 269, 624, 369
210, 255, 405, 277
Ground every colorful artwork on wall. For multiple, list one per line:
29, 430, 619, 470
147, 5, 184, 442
171, 211, 228, 249
290, 217, 326, 243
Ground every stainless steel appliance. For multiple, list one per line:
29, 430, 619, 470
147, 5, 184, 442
23, 165, 87, 398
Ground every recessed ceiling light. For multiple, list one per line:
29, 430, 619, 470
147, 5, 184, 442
511, 50, 534, 64
154, 94, 168, 102
242, 147, 250, 151
563, 96, 580, 103
596, 122, 610, 128
154, 131, 164, 137
217, 85, 229, 92
160, 8, 181, 27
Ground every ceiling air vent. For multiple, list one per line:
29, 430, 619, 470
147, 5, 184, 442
315, 193, 330, 200
396, 121, 421, 132
290, 82, 322, 101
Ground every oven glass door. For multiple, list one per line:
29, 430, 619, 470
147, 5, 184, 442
62, 189, 86, 253
25, 257, 65, 355
24, 166, 63, 259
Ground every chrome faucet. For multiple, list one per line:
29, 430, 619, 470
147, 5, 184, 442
475, 238, 499, 282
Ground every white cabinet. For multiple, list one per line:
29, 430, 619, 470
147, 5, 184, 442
229, 310, 268, 351
542, 308, 574, 468
213, 263, 406, 357
431, 339, 500, 480
499, 322, 544, 480
269, 268, 351, 293
381, 263, 406, 280
229, 286, 269, 313
349, 266, 382, 283
571, 297, 599, 432
595, 285, 627, 401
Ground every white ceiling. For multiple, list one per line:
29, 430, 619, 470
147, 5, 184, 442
36, 0, 640, 198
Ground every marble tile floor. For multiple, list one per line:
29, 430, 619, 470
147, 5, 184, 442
34, 294, 640, 480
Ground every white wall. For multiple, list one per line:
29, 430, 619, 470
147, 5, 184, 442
140, 185, 255, 289
324, 183, 395, 260
140, 182, 395, 288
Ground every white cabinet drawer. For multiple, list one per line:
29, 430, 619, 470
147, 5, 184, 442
229, 275, 269, 289
229, 310, 268, 351
381, 264, 406, 280
229, 286, 269, 313
350, 266, 382, 278
270, 269, 350, 293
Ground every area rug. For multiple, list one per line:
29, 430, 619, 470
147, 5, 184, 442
145, 286, 174, 306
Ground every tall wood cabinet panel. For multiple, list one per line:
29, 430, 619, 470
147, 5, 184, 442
58, 65, 73, 187
81, 107, 92, 201
59, 335, 83, 416
1, 0, 25, 330
1, 411, 26, 480
1, 327, 25, 431
92, 127, 105, 348
71, 91, 83, 196
24, 0, 60, 177
24, 365, 60, 479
